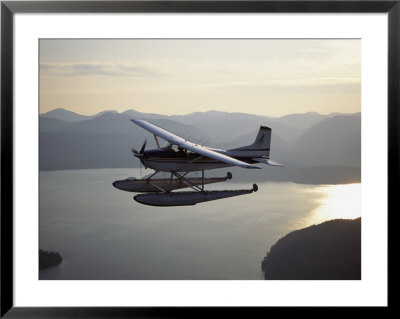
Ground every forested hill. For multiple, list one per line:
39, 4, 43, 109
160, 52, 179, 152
261, 218, 361, 280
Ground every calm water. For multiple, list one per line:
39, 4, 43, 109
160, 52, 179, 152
39, 168, 361, 280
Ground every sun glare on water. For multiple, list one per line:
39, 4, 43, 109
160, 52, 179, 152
307, 184, 361, 225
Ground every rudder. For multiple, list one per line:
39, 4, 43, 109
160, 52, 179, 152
228, 126, 271, 157
252, 126, 271, 150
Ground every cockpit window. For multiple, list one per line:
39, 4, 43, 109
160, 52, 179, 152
162, 143, 180, 151
171, 144, 180, 152
162, 143, 196, 157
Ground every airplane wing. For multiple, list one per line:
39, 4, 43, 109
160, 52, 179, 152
252, 157, 284, 167
130, 119, 261, 169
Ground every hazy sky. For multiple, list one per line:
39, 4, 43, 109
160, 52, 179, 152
39, 39, 360, 117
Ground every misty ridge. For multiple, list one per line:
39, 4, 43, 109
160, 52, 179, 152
40, 108, 361, 184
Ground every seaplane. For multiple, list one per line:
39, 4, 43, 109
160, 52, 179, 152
113, 119, 283, 206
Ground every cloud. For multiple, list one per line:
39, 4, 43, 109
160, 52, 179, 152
40, 62, 163, 78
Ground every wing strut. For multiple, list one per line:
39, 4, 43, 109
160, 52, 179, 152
153, 134, 160, 148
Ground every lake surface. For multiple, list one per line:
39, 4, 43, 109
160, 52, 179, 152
39, 168, 361, 280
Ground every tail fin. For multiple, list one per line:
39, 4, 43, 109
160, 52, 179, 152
229, 126, 271, 157
252, 126, 271, 151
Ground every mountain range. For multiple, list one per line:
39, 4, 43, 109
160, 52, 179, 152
39, 108, 361, 184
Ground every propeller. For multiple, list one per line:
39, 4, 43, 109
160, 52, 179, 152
131, 140, 147, 158
140, 140, 147, 154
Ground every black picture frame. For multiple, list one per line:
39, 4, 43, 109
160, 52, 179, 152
1, 1, 396, 317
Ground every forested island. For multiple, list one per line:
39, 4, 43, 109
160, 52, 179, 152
39, 249, 63, 269
261, 218, 361, 280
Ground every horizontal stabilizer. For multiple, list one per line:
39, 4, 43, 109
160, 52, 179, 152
252, 158, 284, 167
